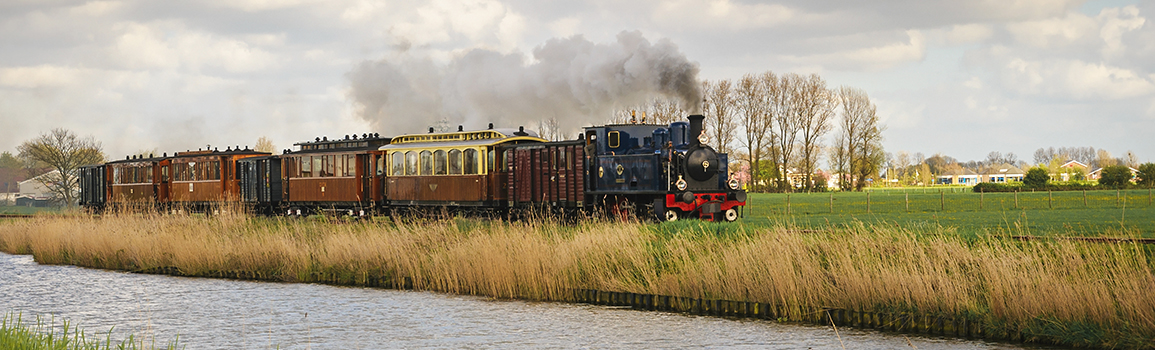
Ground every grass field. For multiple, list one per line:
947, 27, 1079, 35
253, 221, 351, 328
739, 189, 1155, 238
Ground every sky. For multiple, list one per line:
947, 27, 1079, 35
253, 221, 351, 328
1, 0, 1152, 166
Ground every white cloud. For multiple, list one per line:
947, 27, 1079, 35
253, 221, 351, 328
963, 77, 983, 89
110, 22, 279, 73
68, 1, 124, 17
652, 0, 799, 30
1002, 58, 1154, 100
1098, 5, 1145, 58
945, 23, 993, 45
783, 30, 926, 71
1006, 12, 1097, 49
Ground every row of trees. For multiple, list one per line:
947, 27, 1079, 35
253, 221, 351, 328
884, 147, 1145, 187
613, 72, 885, 192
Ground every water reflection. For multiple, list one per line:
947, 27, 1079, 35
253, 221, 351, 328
1, 252, 1036, 349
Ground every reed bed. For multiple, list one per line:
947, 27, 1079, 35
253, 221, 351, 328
1, 212, 1152, 348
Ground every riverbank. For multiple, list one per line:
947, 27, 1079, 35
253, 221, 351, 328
1, 312, 180, 350
1, 213, 1152, 349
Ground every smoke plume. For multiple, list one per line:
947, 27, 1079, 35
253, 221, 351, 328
347, 31, 701, 137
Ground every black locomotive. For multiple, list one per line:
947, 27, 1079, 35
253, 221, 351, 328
79, 115, 746, 222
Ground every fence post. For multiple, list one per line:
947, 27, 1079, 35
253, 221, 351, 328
1014, 191, 1019, 209
905, 192, 909, 212
786, 194, 791, 215
829, 192, 833, 213
980, 191, 984, 210
940, 190, 944, 212
1049, 190, 1053, 210
1083, 190, 1088, 207
867, 192, 871, 213
1117, 189, 1121, 208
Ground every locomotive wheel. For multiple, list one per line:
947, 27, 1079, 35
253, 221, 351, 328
664, 209, 680, 222
723, 208, 739, 222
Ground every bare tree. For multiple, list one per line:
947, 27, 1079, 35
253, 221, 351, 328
893, 151, 910, 180
17, 128, 106, 207
835, 86, 885, 191
793, 74, 835, 192
702, 79, 738, 155
536, 117, 563, 141
1096, 149, 1116, 168
737, 73, 772, 192
772, 73, 801, 191
255, 136, 276, 153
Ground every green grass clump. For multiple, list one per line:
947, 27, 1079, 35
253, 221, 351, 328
1, 312, 180, 350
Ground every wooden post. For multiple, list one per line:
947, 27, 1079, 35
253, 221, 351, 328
786, 194, 791, 215
867, 192, 871, 213
1117, 189, 1121, 208
1048, 190, 1052, 209
980, 191, 984, 210
829, 192, 833, 213
1014, 191, 1019, 209
1084, 189, 1088, 207
905, 192, 909, 212
940, 190, 944, 212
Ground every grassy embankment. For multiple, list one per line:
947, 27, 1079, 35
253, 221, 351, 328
1, 312, 180, 350
1, 208, 1153, 348
742, 189, 1155, 237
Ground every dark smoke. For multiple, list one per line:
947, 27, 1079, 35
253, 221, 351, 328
347, 31, 701, 135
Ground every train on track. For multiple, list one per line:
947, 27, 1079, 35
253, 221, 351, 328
79, 115, 747, 222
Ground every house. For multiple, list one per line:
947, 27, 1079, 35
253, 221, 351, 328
1053, 160, 1089, 181
981, 163, 1025, 183
1087, 166, 1139, 181
18, 170, 60, 200
936, 168, 979, 185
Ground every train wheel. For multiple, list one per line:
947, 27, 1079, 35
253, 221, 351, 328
723, 208, 739, 222
664, 209, 680, 222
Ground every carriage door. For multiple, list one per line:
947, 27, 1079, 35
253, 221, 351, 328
358, 154, 370, 204
158, 160, 171, 203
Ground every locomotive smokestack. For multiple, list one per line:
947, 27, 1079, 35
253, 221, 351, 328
688, 114, 705, 147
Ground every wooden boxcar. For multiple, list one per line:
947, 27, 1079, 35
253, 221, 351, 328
78, 164, 107, 212
275, 134, 390, 215
501, 140, 586, 214
379, 127, 544, 210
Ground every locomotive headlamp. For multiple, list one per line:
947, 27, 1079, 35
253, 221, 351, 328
697, 130, 709, 145
676, 176, 688, 191
728, 178, 740, 190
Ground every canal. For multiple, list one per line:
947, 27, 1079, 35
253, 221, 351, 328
1, 252, 1040, 349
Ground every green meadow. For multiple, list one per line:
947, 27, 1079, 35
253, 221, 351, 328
739, 188, 1155, 238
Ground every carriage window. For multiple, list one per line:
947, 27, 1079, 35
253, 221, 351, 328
503, 150, 511, 171
162, 166, 169, 182
346, 155, 356, 177
608, 131, 620, 148
325, 155, 337, 177
405, 151, 418, 175
448, 149, 462, 175
312, 156, 322, 177
146, 167, 154, 182
420, 151, 433, 175
434, 150, 447, 175
332, 156, 343, 177
209, 161, 221, 180
301, 157, 312, 177
488, 149, 495, 172
463, 149, 478, 175
392, 152, 405, 176
559, 149, 568, 170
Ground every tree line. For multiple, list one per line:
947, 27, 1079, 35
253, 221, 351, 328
613, 72, 885, 192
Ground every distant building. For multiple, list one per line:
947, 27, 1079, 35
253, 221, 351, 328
18, 170, 59, 201
936, 168, 979, 185
1087, 166, 1138, 181
981, 163, 1025, 183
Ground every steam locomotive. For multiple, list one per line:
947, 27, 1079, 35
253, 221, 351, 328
78, 114, 746, 222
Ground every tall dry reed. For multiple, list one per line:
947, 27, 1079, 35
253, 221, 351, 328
1, 212, 1152, 347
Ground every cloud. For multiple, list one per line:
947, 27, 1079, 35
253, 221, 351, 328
781, 30, 926, 71
110, 22, 279, 73
1002, 58, 1154, 100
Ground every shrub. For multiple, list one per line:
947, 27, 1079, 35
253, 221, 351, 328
1024, 167, 1049, 188
1138, 163, 1155, 188
1098, 165, 1133, 188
